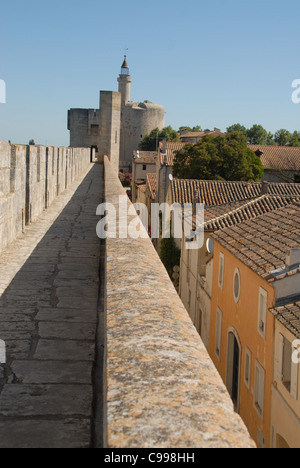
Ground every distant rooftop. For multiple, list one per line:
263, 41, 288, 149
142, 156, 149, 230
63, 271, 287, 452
248, 145, 300, 171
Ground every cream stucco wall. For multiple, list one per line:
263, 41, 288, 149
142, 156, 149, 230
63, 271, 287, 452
271, 321, 300, 448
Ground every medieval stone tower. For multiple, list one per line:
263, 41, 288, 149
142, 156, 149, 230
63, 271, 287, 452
68, 57, 165, 172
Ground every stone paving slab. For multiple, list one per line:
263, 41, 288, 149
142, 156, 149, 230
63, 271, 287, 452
0, 419, 91, 448
0, 163, 103, 448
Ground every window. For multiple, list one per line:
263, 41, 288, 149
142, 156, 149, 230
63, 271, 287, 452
258, 287, 268, 338
143, 164, 147, 171
233, 268, 241, 303
278, 333, 298, 399
257, 427, 266, 449
215, 308, 222, 359
91, 124, 99, 136
244, 347, 252, 389
254, 361, 265, 419
218, 253, 225, 289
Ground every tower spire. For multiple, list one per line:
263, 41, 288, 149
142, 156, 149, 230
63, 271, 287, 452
121, 55, 130, 75
118, 55, 132, 105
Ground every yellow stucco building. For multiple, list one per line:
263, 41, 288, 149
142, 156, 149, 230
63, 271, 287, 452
178, 181, 300, 448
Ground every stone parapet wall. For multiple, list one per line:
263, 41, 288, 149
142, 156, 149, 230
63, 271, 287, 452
103, 156, 255, 448
0, 141, 90, 254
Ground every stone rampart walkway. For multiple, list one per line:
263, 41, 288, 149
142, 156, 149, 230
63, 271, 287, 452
0, 163, 103, 448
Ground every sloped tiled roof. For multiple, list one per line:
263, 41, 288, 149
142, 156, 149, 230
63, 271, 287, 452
204, 195, 298, 231
134, 151, 157, 165
170, 179, 300, 206
249, 145, 300, 171
212, 202, 300, 281
270, 301, 300, 338
159, 142, 187, 166
146, 173, 157, 200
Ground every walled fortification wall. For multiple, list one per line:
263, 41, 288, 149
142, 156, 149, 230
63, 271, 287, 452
0, 141, 90, 254
103, 155, 255, 448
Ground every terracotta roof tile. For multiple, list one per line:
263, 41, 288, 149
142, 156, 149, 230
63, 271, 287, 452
146, 173, 157, 200
270, 301, 300, 338
249, 145, 300, 171
212, 202, 300, 281
134, 151, 157, 165
170, 179, 300, 206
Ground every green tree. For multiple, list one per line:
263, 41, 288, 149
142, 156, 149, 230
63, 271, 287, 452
173, 132, 264, 181
274, 129, 292, 146
247, 125, 268, 145
179, 125, 202, 132
226, 123, 248, 137
139, 126, 179, 151
266, 132, 276, 145
29, 139, 35, 145
289, 131, 300, 147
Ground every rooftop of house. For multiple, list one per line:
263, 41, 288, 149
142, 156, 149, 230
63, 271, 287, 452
212, 201, 300, 281
169, 179, 300, 206
179, 130, 224, 140
159, 142, 187, 165
249, 145, 300, 171
146, 173, 157, 200
133, 151, 157, 165
204, 194, 299, 231
270, 299, 300, 339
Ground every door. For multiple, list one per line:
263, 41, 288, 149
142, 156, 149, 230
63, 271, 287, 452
231, 337, 240, 409
226, 330, 241, 412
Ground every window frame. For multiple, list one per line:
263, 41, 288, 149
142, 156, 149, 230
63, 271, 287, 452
218, 252, 225, 290
233, 268, 241, 303
258, 287, 268, 339
244, 347, 252, 390
254, 360, 265, 420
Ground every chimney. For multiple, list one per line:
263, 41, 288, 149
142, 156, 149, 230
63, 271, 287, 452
193, 190, 200, 216
261, 181, 269, 195
286, 248, 300, 272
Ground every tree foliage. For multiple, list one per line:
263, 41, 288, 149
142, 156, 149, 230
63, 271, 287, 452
247, 125, 268, 145
179, 125, 202, 132
139, 126, 180, 151
160, 236, 181, 278
226, 123, 300, 146
173, 132, 264, 181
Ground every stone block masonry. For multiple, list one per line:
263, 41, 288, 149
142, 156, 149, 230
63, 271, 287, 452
104, 156, 255, 448
0, 141, 91, 254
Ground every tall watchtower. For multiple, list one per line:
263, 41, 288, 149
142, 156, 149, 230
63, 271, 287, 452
117, 56, 132, 107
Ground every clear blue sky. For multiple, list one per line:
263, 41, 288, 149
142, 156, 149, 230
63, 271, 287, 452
0, 0, 300, 146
